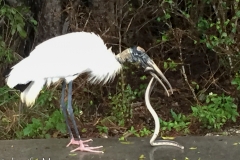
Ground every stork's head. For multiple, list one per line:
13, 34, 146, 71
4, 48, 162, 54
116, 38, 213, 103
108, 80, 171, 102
116, 46, 173, 96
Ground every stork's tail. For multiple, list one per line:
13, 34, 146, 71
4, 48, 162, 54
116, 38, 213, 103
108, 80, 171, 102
20, 80, 46, 107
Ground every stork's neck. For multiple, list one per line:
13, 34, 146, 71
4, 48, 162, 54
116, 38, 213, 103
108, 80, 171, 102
116, 55, 127, 64
115, 48, 132, 64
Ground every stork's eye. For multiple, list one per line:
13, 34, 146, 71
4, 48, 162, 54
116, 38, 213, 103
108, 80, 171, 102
136, 46, 145, 53
132, 46, 146, 58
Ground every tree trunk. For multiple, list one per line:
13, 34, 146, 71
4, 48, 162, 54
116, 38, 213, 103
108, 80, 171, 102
32, 0, 63, 50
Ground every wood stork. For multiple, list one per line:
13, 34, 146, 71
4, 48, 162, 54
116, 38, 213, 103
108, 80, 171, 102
4, 32, 173, 153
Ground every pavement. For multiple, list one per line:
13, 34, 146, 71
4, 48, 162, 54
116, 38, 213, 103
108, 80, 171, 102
0, 136, 240, 160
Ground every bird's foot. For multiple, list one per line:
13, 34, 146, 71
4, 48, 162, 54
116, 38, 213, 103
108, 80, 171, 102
66, 137, 93, 147
67, 138, 104, 153
70, 144, 104, 153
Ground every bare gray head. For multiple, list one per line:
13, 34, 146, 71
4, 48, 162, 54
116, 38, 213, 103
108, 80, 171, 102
116, 46, 173, 96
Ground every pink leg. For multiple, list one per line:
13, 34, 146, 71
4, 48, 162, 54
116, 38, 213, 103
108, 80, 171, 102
66, 137, 104, 153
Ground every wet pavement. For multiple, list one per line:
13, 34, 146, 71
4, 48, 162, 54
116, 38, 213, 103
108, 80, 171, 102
0, 136, 240, 160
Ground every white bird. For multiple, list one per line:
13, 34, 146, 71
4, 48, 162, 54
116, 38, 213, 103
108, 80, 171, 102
4, 32, 173, 153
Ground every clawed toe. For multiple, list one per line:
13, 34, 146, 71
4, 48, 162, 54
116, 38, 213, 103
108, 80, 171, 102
70, 146, 104, 153
66, 138, 93, 147
66, 138, 103, 153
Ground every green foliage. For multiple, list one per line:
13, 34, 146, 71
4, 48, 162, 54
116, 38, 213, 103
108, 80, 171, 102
22, 118, 43, 138
191, 93, 239, 129
160, 92, 238, 132
20, 110, 66, 138
118, 126, 149, 141
231, 73, 240, 90
0, 86, 19, 106
96, 125, 108, 134
156, 0, 239, 71
108, 78, 148, 127
118, 136, 125, 141
139, 127, 152, 137
163, 58, 178, 71
136, 83, 147, 98
191, 81, 199, 90
0, 3, 37, 38
128, 126, 140, 137
17, 89, 63, 138
35, 88, 57, 108
108, 83, 138, 126
0, 2, 37, 64
0, 37, 15, 63
119, 126, 152, 140
152, 0, 240, 134
198, 17, 236, 49
161, 33, 168, 42
128, 3, 133, 12
160, 109, 190, 134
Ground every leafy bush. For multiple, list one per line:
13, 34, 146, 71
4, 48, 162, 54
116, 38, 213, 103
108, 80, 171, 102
0, 2, 37, 38
20, 110, 66, 138
231, 73, 240, 90
0, 86, 19, 106
191, 93, 239, 129
160, 109, 190, 134
108, 83, 138, 126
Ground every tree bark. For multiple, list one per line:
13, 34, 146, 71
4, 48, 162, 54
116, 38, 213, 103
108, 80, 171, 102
32, 0, 63, 49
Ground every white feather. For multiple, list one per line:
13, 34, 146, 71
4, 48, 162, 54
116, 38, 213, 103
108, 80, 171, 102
20, 80, 46, 106
6, 32, 122, 106
46, 77, 60, 87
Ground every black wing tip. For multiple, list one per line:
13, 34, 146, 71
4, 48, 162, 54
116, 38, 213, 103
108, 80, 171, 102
14, 82, 32, 92
2, 67, 32, 92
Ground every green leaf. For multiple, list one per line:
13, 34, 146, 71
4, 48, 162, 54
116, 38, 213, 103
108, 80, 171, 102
119, 136, 125, 141
0, 7, 7, 14
224, 19, 230, 26
236, 11, 240, 18
16, 24, 27, 38
206, 97, 210, 103
69, 153, 77, 156
162, 127, 167, 131
162, 35, 168, 42
30, 18, 38, 25
232, 116, 236, 122
32, 118, 41, 125
232, 27, 237, 34
165, 0, 173, 4
121, 141, 134, 144
56, 123, 66, 133
23, 127, 32, 136
11, 27, 16, 35
164, 13, 171, 19
164, 62, 168, 69
171, 109, 177, 119
185, 14, 190, 19
139, 154, 146, 159
10, 8, 16, 14
140, 75, 147, 80
221, 32, 227, 38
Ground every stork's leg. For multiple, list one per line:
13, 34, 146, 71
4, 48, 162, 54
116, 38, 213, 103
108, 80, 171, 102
62, 81, 94, 148
60, 81, 73, 138
66, 81, 103, 153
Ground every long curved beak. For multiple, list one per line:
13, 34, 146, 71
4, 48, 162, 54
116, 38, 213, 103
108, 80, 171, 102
144, 59, 173, 96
